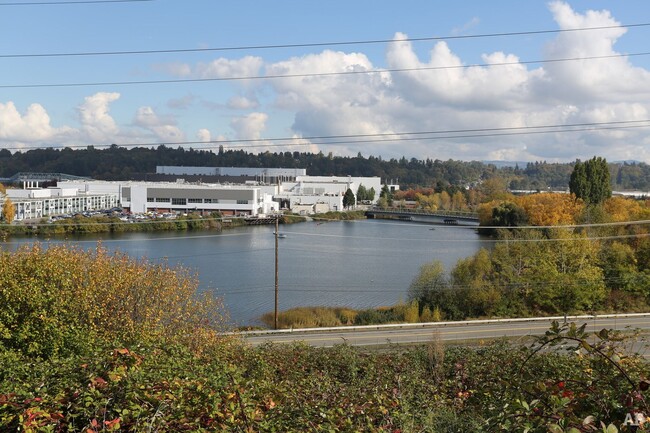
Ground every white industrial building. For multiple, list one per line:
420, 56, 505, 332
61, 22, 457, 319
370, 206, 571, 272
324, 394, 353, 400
60, 180, 279, 216
4, 187, 119, 221
1, 169, 387, 221
152, 167, 385, 214
276, 175, 382, 214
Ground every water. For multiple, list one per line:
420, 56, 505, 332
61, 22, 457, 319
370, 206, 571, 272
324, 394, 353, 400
0, 220, 490, 326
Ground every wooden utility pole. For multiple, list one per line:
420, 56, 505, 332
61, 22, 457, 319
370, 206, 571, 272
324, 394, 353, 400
274, 215, 279, 330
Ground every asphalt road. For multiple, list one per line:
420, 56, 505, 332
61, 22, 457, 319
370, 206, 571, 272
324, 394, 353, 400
242, 314, 650, 349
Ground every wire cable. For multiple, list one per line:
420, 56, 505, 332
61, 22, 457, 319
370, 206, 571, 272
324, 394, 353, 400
2, 223, 648, 246
1, 23, 648, 57
2, 51, 649, 89
5, 119, 650, 152
0, 0, 153, 5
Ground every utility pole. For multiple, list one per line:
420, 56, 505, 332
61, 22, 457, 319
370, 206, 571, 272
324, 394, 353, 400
274, 214, 279, 329
274, 172, 281, 329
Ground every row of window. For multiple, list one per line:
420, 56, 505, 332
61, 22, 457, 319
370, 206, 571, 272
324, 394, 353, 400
147, 198, 250, 205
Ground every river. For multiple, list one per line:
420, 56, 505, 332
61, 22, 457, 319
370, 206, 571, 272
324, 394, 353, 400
0, 219, 490, 326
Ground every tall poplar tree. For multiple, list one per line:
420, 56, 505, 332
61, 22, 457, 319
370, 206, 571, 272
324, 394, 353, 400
569, 156, 611, 205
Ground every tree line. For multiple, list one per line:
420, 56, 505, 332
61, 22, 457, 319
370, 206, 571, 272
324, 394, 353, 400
1, 146, 649, 190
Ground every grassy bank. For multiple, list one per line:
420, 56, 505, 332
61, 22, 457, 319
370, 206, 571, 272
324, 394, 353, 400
313, 209, 367, 221
0, 213, 247, 237
279, 213, 308, 224
261, 302, 441, 329
0, 210, 359, 238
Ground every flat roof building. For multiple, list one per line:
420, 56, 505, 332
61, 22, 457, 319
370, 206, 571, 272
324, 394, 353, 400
4, 187, 119, 221
60, 180, 279, 216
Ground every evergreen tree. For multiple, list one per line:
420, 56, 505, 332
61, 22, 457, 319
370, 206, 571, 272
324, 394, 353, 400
368, 187, 376, 201
343, 188, 356, 209
356, 184, 367, 202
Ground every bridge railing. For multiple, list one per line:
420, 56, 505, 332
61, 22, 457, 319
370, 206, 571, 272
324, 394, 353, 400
368, 207, 479, 220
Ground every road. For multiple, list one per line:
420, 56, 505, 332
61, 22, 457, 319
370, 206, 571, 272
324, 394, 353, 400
242, 314, 650, 349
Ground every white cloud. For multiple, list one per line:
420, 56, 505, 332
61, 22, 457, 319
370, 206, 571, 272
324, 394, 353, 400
197, 128, 211, 142
540, 1, 650, 102
196, 56, 263, 79
77, 92, 121, 142
0, 102, 61, 143
3, 2, 650, 164
227, 95, 259, 110
133, 106, 184, 141
386, 33, 539, 108
249, 3, 650, 162
230, 112, 268, 140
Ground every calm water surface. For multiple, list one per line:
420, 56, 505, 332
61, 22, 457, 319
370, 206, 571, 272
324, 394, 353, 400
1, 220, 491, 326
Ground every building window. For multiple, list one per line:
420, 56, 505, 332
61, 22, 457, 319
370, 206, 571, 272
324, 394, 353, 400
188, 198, 203, 203
172, 198, 187, 205
237, 200, 249, 205
147, 197, 155, 202
204, 198, 218, 203
156, 198, 170, 203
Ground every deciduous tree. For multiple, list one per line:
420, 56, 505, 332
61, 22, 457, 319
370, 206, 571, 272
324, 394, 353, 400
2, 197, 15, 223
569, 156, 612, 205
515, 193, 583, 226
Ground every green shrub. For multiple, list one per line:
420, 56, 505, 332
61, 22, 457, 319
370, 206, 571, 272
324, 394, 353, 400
0, 244, 228, 358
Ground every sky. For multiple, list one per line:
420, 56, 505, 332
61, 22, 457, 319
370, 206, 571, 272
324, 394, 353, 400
2, 0, 650, 163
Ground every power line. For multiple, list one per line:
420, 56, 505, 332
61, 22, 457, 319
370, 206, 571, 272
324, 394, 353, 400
75, 119, 650, 147
1, 23, 648, 57
2, 222, 648, 246
2, 51, 649, 89
279, 230, 650, 244
214, 274, 648, 296
6, 119, 650, 152
0, 0, 153, 5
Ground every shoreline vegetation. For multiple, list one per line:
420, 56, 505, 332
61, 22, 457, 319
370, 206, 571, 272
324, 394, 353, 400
260, 191, 650, 329
0, 243, 647, 431
260, 301, 650, 330
0, 209, 368, 238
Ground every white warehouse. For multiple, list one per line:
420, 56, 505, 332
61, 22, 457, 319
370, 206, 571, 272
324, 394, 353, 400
60, 180, 279, 216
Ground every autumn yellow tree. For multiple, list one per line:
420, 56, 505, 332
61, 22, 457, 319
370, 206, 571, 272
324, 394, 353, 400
479, 177, 512, 202
439, 191, 451, 210
2, 197, 15, 224
451, 191, 467, 211
602, 196, 642, 222
515, 193, 583, 226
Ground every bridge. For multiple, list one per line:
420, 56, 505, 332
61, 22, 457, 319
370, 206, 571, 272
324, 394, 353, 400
365, 208, 479, 226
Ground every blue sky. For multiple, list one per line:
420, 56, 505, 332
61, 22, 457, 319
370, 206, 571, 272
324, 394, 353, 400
2, 0, 650, 163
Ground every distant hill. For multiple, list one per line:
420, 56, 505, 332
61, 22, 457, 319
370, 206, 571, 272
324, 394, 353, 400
482, 160, 530, 168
